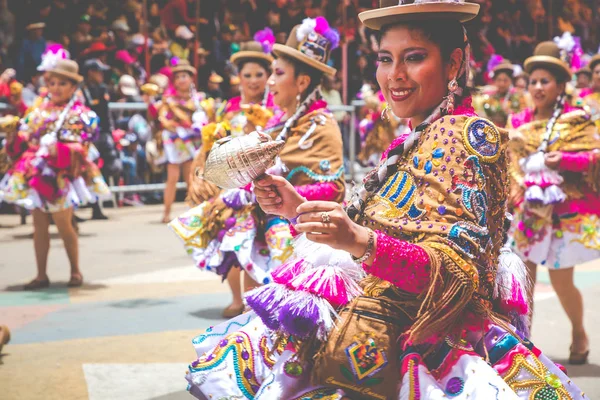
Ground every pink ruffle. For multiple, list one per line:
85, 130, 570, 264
559, 151, 593, 173
363, 231, 430, 294
295, 182, 339, 201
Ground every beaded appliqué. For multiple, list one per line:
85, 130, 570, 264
462, 117, 501, 163
189, 331, 260, 398
376, 171, 426, 220
502, 353, 573, 400
342, 334, 388, 384
291, 387, 341, 400
258, 335, 287, 369
283, 359, 304, 378
286, 165, 344, 183
447, 220, 491, 259
452, 155, 489, 226
445, 377, 465, 397
413, 143, 445, 174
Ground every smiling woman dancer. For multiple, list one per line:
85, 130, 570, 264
170, 19, 345, 317
509, 41, 600, 366
0, 59, 109, 289
181, 2, 586, 399
177, 29, 277, 318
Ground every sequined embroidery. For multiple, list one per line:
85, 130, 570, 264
284, 359, 304, 377
189, 332, 260, 398
376, 171, 425, 220
502, 353, 573, 400
286, 165, 344, 182
462, 117, 501, 163
427, 242, 479, 289
192, 314, 254, 345
447, 220, 491, 259
291, 387, 341, 400
445, 377, 465, 397
413, 143, 445, 174
452, 155, 489, 226
567, 214, 600, 250
343, 335, 388, 384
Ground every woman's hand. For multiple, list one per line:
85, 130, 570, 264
294, 201, 371, 258
545, 151, 563, 169
254, 175, 306, 219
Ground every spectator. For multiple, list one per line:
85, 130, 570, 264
117, 74, 142, 102
71, 15, 93, 57
119, 131, 145, 206
21, 69, 44, 106
321, 74, 345, 123
81, 59, 111, 133
0, 0, 15, 61
17, 23, 47, 82
196, 47, 211, 90
170, 25, 193, 60
213, 24, 237, 74
111, 19, 131, 51
45, 0, 73, 41
79, 41, 109, 63
159, 0, 202, 33
206, 72, 223, 101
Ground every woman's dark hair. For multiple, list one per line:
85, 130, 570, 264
150, 53, 168, 75
493, 70, 513, 81
237, 58, 272, 76
379, 19, 471, 97
529, 65, 569, 84
278, 54, 324, 98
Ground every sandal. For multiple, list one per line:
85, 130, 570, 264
67, 275, 84, 288
569, 346, 589, 365
23, 278, 50, 290
161, 216, 171, 224
222, 304, 245, 318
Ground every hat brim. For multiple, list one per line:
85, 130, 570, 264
272, 44, 336, 76
26, 23, 46, 30
524, 56, 572, 82
230, 51, 274, 66
171, 66, 197, 76
45, 69, 83, 83
588, 55, 600, 73
492, 66, 514, 76
121, 87, 139, 97
359, 3, 480, 30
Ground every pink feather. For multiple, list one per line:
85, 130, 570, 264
314, 16, 329, 35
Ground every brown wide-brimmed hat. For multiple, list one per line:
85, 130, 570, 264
524, 41, 572, 82
272, 25, 336, 76
230, 41, 274, 67
588, 54, 600, 73
492, 60, 515, 77
46, 59, 83, 83
359, 0, 480, 30
575, 66, 592, 77
171, 59, 196, 76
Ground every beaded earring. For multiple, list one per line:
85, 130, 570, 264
446, 78, 459, 114
381, 105, 391, 121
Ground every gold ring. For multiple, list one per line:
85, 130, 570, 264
321, 212, 331, 224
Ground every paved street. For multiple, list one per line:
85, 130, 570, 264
1, 204, 599, 399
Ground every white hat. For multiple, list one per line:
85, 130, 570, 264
112, 20, 130, 32
119, 74, 139, 97
175, 25, 194, 40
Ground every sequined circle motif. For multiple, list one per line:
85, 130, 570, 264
445, 377, 465, 396
462, 117, 501, 163
284, 360, 304, 377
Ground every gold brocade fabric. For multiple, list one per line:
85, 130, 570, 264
358, 118, 399, 165
358, 115, 509, 305
509, 110, 600, 198
276, 109, 346, 202
157, 95, 214, 133
472, 88, 530, 127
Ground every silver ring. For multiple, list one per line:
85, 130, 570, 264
321, 212, 331, 224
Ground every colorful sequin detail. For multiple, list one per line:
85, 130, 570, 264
377, 171, 425, 220
462, 117, 501, 163
258, 335, 287, 369
413, 143, 445, 174
189, 331, 260, 398
452, 155, 489, 226
284, 359, 304, 377
445, 377, 465, 397
291, 388, 341, 400
191, 314, 253, 345
502, 353, 573, 400
569, 214, 600, 250
286, 165, 344, 183
343, 335, 388, 383
447, 220, 491, 259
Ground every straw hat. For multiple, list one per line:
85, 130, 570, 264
46, 59, 83, 83
359, 0, 480, 30
524, 41, 572, 82
231, 41, 274, 66
209, 72, 223, 84
575, 66, 592, 77
171, 59, 196, 76
492, 60, 515, 77
588, 55, 600, 73
272, 18, 338, 76
26, 22, 46, 31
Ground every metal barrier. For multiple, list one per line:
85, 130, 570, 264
102, 101, 369, 199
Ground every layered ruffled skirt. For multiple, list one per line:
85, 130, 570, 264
184, 313, 585, 400
169, 188, 294, 284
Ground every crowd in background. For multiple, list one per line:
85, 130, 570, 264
0, 0, 599, 208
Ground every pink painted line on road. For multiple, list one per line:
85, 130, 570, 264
0, 304, 66, 330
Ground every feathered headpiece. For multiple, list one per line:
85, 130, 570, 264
296, 16, 340, 50
37, 44, 70, 72
554, 31, 584, 71
254, 27, 275, 54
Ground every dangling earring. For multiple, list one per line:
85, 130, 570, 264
446, 78, 459, 114
381, 104, 391, 121
295, 93, 301, 112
